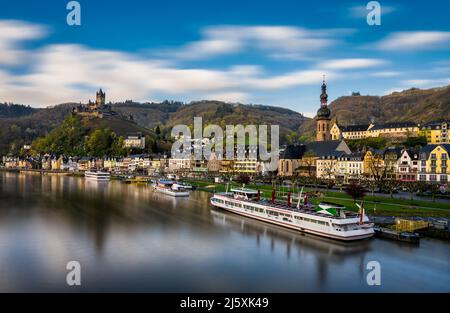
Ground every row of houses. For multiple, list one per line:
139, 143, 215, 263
1, 152, 267, 176
278, 142, 450, 184
330, 120, 449, 144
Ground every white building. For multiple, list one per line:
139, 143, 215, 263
124, 133, 145, 149
168, 158, 191, 172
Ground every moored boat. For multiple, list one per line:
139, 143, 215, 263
152, 179, 190, 197
85, 170, 110, 182
210, 187, 374, 241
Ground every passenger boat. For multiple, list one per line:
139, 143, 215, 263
210, 187, 374, 241
85, 170, 110, 182
152, 179, 190, 197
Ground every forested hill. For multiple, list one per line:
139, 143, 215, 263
0, 100, 308, 156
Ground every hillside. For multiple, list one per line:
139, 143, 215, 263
0, 100, 307, 155
300, 85, 450, 137
166, 101, 308, 138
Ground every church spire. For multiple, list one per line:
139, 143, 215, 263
320, 75, 328, 106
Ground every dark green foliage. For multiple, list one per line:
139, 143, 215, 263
0, 102, 37, 118
32, 115, 88, 156
347, 137, 387, 151
402, 136, 428, 148
345, 181, 366, 202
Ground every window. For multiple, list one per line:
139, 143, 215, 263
430, 175, 437, 181
441, 175, 448, 182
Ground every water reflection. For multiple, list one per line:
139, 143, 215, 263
0, 172, 449, 292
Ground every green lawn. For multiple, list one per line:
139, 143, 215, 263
186, 180, 450, 218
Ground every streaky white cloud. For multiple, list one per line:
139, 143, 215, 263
376, 31, 450, 51
320, 58, 386, 70
371, 71, 401, 77
0, 20, 47, 65
203, 91, 249, 103
166, 25, 350, 61
402, 78, 450, 87
0, 42, 332, 106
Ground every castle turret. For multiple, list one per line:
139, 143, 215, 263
96, 88, 106, 108
316, 77, 331, 142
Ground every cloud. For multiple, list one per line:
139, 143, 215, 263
320, 58, 386, 70
0, 20, 47, 65
402, 78, 450, 88
376, 31, 450, 51
0, 41, 332, 106
371, 71, 401, 77
165, 25, 350, 61
203, 91, 249, 103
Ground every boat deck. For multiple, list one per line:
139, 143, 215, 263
217, 193, 359, 220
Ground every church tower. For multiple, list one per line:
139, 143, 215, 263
316, 77, 331, 142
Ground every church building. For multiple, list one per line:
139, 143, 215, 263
316, 78, 331, 141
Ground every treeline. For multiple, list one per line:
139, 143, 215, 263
0, 102, 37, 118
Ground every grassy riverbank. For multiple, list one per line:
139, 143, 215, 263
186, 180, 450, 218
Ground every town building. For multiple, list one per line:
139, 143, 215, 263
278, 145, 306, 177
279, 140, 351, 177
334, 153, 364, 183
420, 120, 449, 144
418, 144, 449, 183
207, 152, 221, 173
124, 133, 146, 149
168, 158, 191, 172
397, 149, 420, 181
366, 122, 419, 140
363, 149, 385, 180
383, 147, 403, 179
330, 124, 374, 140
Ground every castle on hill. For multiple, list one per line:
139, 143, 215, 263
72, 89, 114, 118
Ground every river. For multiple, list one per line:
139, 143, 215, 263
0, 172, 449, 292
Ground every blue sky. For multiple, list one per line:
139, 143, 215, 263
1, 0, 450, 116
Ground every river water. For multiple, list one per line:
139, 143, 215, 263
0, 172, 449, 292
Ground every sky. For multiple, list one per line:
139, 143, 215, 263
0, 0, 450, 117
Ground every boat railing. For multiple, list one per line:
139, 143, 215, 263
218, 193, 350, 219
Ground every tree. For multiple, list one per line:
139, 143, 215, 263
402, 136, 427, 148
155, 125, 161, 137
345, 181, 366, 202
110, 136, 127, 156
85, 128, 113, 157
236, 173, 250, 185
427, 183, 440, 202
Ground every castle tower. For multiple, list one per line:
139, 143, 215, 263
96, 88, 106, 108
316, 77, 331, 142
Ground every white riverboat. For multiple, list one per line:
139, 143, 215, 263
210, 188, 374, 241
152, 179, 190, 197
85, 170, 110, 182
